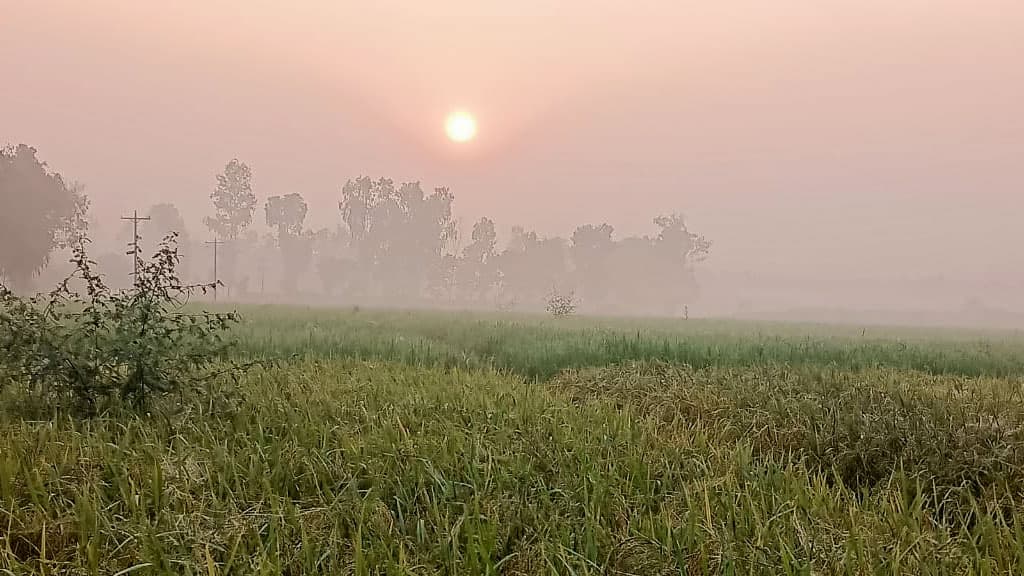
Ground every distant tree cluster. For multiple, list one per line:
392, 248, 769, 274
0, 148, 711, 316
191, 162, 710, 315
0, 145, 88, 290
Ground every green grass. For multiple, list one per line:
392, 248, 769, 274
234, 306, 1024, 379
4, 307, 1024, 574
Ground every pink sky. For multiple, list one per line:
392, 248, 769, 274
3, 1, 1023, 313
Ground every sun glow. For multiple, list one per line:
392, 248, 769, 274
445, 111, 477, 142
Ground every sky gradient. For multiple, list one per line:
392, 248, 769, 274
3, 0, 1023, 315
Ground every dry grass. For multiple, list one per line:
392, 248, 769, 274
3, 309, 1024, 574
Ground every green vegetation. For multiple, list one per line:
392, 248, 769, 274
234, 306, 1024, 379
0, 237, 241, 415
3, 306, 1024, 574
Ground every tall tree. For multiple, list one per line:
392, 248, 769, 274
266, 193, 311, 293
339, 177, 456, 301
0, 144, 88, 289
265, 193, 308, 238
653, 213, 711, 265
457, 217, 499, 300
204, 159, 255, 241
649, 213, 711, 315
339, 176, 389, 298
382, 182, 456, 299
143, 202, 190, 278
339, 176, 377, 248
571, 223, 614, 308
143, 203, 189, 249
421, 187, 458, 297
203, 159, 255, 295
312, 226, 353, 296
495, 227, 570, 309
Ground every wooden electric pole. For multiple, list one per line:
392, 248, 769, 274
121, 210, 151, 284
205, 238, 223, 302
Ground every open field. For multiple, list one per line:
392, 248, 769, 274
234, 306, 1024, 379
4, 308, 1024, 574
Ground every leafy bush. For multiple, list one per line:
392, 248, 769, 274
0, 234, 241, 414
544, 289, 576, 317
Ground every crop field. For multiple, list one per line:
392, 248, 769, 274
4, 307, 1024, 574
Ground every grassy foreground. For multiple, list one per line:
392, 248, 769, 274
3, 308, 1024, 574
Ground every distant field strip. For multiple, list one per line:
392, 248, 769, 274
232, 306, 1024, 378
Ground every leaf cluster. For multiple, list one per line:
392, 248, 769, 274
545, 289, 577, 317
0, 233, 241, 415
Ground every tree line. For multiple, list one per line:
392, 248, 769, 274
1, 147, 710, 316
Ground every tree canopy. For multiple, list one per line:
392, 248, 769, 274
204, 159, 255, 241
0, 145, 88, 289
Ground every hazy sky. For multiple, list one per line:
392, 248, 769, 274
3, 1, 1023, 312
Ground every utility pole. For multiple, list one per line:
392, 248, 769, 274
258, 252, 266, 295
121, 210, 151, 284
205, 238, 223, 302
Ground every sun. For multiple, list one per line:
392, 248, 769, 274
445, 111, 477, 143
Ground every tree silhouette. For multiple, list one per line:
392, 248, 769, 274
266, 193, 311, 293
204, 159, 255, 241
457, 217, 499, 300
202, 159, 256, 295
265, 193, 308, 238
495, 226, 569, 308
339, 177, 457, 301
571, 223, 614, 308
145, 203, 188, 245
312, 226, 352, 296
0, 144, 88, 290
64, 166, 714, 312
143, 203, 190, 279
653, 213, 711, 264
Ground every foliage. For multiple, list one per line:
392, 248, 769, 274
0, 144, 89, 289
204, 158, 255, 241
571, 223, 614, 304
495, 227, 570, 308
456, 217, 500, 300
132, 202, 193, 282
339, 177, 457, 300
544, 288, 577, 317
265, 192, 308, 237
653, 212, 711, 263
143, 202, 189, 249
266, 193, 312, 293
312, 226, 353, 295
0, 234, 241, 414
71, 167, 712, 314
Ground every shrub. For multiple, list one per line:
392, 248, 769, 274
545, 289, 576, 317
0, 234, 242, 415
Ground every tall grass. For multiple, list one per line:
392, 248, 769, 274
232, 306, 1024, 379
5, 361, 1024, 574
4, 307, 1024, 573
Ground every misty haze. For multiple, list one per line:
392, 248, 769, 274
2, 1, 1024, 574
3, 1, 1023, 324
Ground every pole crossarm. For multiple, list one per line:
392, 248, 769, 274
120, 210, 151, 284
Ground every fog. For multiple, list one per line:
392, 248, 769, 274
3, 1, 1023, 326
